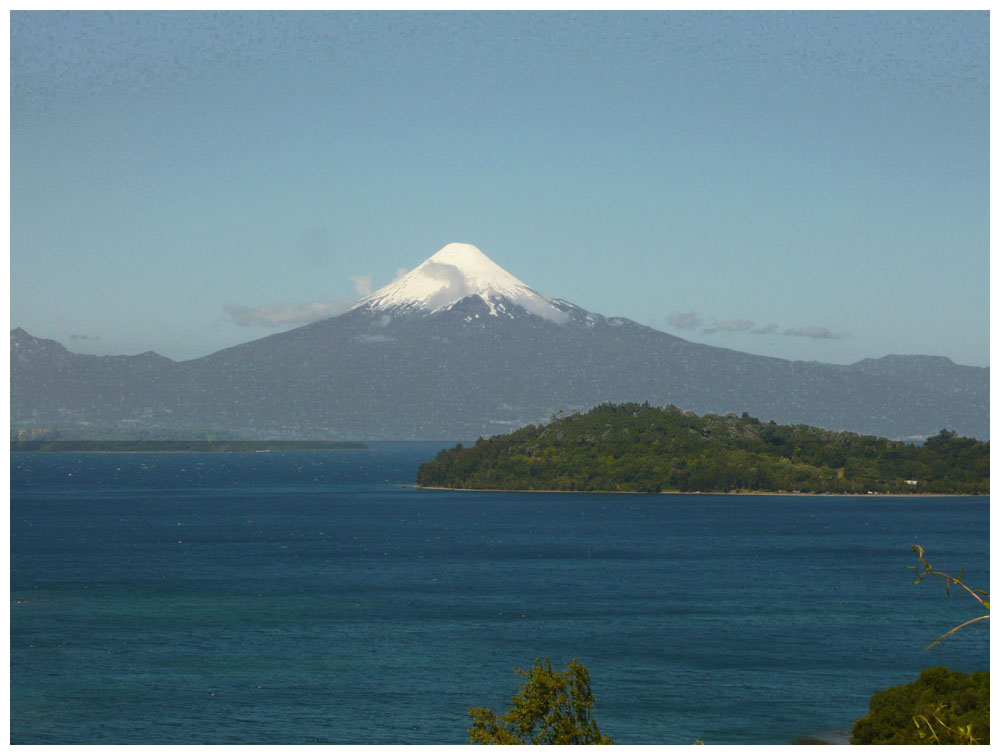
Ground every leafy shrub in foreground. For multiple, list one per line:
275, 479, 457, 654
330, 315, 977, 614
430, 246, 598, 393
468, 658, 613, 744
850, 667, 989, 744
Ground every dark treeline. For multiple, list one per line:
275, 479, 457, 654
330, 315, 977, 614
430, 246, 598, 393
416, 403, 988, 494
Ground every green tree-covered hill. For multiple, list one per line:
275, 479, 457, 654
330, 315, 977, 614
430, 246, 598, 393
851, 667, 989, 744
416, 403, 988, 494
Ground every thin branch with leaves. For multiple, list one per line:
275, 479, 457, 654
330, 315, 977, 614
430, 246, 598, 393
913, 705, 981, 745
909, 544, 990, 650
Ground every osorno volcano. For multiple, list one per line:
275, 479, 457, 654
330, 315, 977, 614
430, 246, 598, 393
11, 243, 988, 440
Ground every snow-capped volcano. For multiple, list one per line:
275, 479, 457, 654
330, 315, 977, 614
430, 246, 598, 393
10, 245, 990, 442
352, 243, 569, 322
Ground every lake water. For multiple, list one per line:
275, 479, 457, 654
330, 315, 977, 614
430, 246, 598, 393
10, 443, 990, 744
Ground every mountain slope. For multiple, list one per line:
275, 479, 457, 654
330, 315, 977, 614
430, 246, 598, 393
10, 245, 990, 440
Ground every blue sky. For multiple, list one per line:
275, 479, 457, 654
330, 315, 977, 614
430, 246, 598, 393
11, 11, 989, 366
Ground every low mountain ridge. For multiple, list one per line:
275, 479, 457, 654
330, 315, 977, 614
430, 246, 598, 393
10, 245, 989, 440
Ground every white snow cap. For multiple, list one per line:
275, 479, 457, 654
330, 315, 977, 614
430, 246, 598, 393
353, 243, 568, 322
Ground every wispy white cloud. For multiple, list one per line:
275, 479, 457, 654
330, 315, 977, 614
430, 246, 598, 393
666, 310, 703, 330
226, 270, 383, 328
703, 319, 754, 335
225, 298, 354, 327
513, 292, 570, 324
667, 309, 843, 341
782, 325, 843, 339
350, 275, 372, 296
420, 261, 477, 311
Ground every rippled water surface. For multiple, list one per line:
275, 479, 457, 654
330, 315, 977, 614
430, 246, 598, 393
11, 444, 989, 744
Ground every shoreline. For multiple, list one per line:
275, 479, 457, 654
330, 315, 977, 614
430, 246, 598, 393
10, 442, 367, 454
410, 485, 986, 497
801, 727, 853, 745
9, 449, 366, 454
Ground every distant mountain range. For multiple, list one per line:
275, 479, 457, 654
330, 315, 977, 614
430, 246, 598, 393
10, 243, 989, 440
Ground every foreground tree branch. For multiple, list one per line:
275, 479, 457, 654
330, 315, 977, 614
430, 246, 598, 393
909, 545, 990, 651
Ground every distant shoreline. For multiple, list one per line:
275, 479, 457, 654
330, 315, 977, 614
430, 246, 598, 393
10, 440, 367, 453
412, 485, 985, 498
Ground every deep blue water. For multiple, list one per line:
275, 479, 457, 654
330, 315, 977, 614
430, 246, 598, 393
11, 444, 990, 744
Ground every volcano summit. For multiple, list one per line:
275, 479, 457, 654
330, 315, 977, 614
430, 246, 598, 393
10, 244, 988, 440
353, 242, 569, 323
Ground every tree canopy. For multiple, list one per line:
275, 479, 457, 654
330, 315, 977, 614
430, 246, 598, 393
468, 658, 613, 745
850, 667, 989, 744
417, 404, 988, 495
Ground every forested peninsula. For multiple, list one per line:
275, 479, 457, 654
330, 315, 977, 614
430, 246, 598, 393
416, 403, 988, 495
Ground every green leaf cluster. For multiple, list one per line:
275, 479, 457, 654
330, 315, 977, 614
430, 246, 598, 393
417, 403, 988, 494
851, 667, 990, 744
468, 658, 613, 745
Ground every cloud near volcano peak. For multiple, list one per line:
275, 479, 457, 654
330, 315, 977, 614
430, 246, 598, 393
225, 298, 353, 327
666, 310, 703, 330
